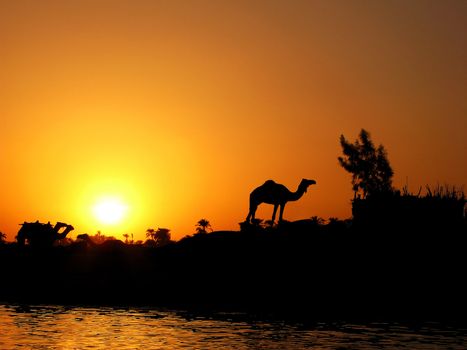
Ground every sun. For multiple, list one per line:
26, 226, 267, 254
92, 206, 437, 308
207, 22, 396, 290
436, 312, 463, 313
92, 197, 128, 225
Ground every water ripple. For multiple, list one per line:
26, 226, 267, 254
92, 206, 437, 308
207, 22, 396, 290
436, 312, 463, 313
0, 304, 466, 349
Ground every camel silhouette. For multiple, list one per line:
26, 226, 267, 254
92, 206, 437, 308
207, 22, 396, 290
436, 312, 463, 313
16, 221, 74, 247
246, 179, 316, 224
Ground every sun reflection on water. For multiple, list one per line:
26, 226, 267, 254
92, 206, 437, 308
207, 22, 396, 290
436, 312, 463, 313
0, 304, 466, 349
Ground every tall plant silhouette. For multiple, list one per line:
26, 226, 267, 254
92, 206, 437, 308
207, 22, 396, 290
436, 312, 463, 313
338, 129, 393, 198
310, 216, 325, 226
154, 228, 172, 247
196, 219, 212, 234
146, 228, 156, 240
146, 227, 171, 246
0, 232, 6, 244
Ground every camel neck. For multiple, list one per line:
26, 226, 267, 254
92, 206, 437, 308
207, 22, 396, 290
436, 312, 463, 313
289, 185, 306, 201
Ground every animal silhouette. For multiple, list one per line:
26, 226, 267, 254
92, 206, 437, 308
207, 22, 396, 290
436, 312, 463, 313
76, 233, 95, 247
76, 233, 124, 249
16, 221, 74, 247
246, 179, 316, 224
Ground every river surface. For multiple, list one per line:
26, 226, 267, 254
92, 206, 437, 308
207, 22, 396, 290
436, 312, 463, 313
0, 303, 466, 349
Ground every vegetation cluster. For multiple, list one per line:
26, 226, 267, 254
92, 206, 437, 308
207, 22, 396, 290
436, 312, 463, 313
338, 129, 465, 232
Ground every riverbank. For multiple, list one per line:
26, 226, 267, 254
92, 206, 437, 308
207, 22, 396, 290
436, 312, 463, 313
1, 224, 466, 321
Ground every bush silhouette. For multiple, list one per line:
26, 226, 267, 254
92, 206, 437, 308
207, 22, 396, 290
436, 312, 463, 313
352, 185, 465, 232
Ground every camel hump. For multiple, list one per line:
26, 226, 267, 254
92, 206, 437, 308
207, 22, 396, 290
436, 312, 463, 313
250, 180, 277, 197
263, 179, 276, 186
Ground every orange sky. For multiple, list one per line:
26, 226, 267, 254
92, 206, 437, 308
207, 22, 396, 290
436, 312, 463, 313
1, 0, 466, 241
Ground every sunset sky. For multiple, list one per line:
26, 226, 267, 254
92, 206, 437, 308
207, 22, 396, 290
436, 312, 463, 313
1, 0, 466, 241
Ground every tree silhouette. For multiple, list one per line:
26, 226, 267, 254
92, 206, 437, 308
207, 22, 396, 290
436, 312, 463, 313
145, 227, 171, 247
146, 228, 156, 240
154, 228, 171, 247
0, 232, 6, 244
195, 219, 212, 234
338, 129, 393, 198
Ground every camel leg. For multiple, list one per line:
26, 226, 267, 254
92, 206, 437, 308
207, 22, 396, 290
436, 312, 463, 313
279, 204, 286, 222
272, 204, 278, 223
16, 231, 25, 246
246, 204, 257, 223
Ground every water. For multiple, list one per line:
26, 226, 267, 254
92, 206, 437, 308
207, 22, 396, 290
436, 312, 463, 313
0, 304, 466, 349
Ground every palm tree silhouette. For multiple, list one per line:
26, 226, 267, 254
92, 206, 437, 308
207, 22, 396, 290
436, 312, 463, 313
196, 219, 212, 234
310, 216, 325, 226
146, 228, 156, 240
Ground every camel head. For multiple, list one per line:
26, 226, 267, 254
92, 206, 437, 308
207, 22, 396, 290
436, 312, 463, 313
300, 178, 316, 193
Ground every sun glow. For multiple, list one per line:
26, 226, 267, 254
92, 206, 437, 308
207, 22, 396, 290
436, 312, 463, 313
93, 197, 128, 225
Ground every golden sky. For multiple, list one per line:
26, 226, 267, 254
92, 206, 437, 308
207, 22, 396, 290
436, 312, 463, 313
1, 0, 466, 241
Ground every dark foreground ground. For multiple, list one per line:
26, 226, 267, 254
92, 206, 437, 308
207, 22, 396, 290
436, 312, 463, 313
1, 223, 466, 322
